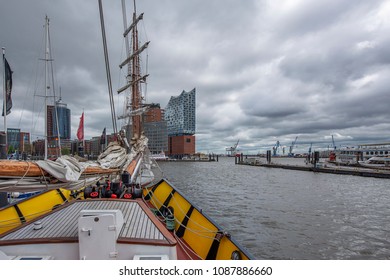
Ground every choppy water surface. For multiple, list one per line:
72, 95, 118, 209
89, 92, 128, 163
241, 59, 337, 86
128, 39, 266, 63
156, 157, 390, 260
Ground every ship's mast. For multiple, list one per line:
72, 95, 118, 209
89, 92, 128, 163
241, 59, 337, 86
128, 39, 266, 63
44, 16, 49, 160
121, 0, 131, 129
131, 3, 141, 139
118, 0, 149, 140
41, 16, 62, 159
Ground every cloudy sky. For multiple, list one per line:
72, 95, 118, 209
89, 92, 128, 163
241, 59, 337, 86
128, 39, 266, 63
1, 0, 390, 154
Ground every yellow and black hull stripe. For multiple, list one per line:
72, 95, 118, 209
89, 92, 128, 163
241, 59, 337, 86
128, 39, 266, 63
144, 179, 254, 260
0, 189, 72, 234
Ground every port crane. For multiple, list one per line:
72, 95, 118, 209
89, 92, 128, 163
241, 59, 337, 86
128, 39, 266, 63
331, 135, 336, 150
272, 140, 280, 156
288, 136, 299, 157
226, 140, 239, 156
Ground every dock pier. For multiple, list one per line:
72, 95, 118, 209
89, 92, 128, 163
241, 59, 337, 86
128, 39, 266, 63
236, 151, 390, 179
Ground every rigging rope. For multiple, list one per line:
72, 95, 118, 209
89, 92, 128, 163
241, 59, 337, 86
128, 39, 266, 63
143, 187, 220, 239
173, 231, 203, 260
98, 0, 118, 135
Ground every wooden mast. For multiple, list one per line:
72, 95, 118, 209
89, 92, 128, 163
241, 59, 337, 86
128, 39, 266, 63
118, 0, 149, 141
131, 1, 142, 139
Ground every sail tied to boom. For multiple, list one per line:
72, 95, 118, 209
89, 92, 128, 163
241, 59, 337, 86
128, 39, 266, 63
119, 41, 149, 70
123, 12, 143, 37
117, 73, 149, 94
117, 105, 149, 119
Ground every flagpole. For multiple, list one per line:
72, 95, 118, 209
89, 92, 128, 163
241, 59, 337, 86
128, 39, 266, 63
0, 48, 7, 207
2, 47, 7, 150
83, 108, 85, 158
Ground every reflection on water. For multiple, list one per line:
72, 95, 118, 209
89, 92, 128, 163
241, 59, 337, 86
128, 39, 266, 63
157, 157, 390, 260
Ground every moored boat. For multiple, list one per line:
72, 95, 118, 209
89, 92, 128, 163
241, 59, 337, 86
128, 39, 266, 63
327, 142, 390, 165
358, 156, 390, 169
150, 151, 168, 161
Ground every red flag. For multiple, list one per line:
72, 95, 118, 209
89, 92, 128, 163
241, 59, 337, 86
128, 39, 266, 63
77, 112, 84, 141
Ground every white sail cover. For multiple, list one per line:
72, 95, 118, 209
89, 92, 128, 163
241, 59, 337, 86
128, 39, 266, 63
0, 137, 153, 192
35, 155, 86, 182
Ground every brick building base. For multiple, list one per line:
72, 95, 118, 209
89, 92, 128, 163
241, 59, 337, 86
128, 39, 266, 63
168, 135, 195, 158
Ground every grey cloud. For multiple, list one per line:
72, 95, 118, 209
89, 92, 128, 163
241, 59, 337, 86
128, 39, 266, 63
1, 0, 390, 154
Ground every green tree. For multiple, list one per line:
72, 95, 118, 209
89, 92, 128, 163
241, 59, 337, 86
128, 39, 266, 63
7, 145, 15, 154
61, 147, 70, 155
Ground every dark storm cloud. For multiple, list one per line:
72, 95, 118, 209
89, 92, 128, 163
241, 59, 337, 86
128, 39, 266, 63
1, 0, 390, 153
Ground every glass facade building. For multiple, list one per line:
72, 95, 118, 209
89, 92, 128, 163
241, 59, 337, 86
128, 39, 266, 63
48, 101, 71, 140
7, 128, 21, 150
144, 121, 168, 154
6, 128, 30, 154
165, 88, 196, 136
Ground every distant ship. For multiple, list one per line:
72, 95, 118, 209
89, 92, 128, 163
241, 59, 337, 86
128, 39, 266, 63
150, 151, 168, 161
328, 142, 390, 165
358, 156, 390, 169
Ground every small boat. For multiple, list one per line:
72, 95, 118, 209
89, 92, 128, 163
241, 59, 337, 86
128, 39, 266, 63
150, 151, 168, 161
358, 156, 390, 169
193, 153, 210, 161
0, 1, 253, 260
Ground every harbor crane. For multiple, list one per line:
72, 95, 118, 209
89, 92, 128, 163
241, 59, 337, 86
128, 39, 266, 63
272, 140, 280, 156
288, 136, 299, 157
331, 135, 336, 150
226, 140, 239, 156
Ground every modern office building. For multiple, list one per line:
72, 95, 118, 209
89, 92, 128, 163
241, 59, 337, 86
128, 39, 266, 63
47, 99, 71, 140
121, 104, 168, 155
6, 128, 20, 151
143, 104, 168, 155
165, 88, 196, 136
47, 99, 71, 157
165, 88, 196, 158
5, 128, 30, 154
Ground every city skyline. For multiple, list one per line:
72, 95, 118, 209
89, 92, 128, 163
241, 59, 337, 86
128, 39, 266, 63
1, 1, 390, 154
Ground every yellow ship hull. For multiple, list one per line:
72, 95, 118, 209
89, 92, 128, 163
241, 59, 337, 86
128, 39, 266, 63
0, 189, 73, 234
144, 179, 252, 260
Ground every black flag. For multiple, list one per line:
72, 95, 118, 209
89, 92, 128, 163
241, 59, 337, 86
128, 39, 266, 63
2, 56, 13, 116
100, 127, 106, 145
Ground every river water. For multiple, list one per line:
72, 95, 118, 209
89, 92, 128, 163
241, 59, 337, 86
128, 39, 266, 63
155, 156, 390, 260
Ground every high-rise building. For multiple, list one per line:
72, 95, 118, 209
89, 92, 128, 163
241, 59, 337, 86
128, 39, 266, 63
165, 88, 196, 136
47, 99, 71, 157
165, 88, 196, 158
47, 99, 71, 140
143, 104, 168, 154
